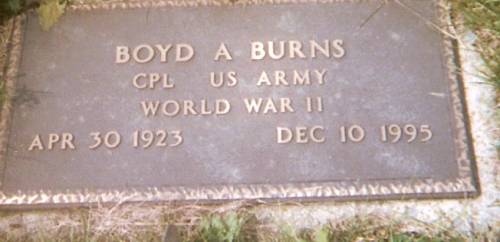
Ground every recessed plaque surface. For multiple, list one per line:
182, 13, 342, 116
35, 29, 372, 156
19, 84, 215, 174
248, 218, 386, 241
0, 0, 479, 207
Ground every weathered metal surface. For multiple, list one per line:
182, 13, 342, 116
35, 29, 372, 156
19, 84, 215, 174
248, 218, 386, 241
0, 0, 478, 207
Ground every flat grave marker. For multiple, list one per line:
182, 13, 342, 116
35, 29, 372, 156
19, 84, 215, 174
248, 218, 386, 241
0, 0, 479, 207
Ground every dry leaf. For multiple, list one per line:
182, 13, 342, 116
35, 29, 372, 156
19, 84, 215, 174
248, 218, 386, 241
37, 0, 66, 31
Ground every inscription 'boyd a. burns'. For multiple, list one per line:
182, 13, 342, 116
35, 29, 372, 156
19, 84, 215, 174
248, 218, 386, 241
114, 39, 345, 64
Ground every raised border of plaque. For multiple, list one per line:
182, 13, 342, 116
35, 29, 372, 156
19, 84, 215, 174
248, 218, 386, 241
0, 0, 479, 207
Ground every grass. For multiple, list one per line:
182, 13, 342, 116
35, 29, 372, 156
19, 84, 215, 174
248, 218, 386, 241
0, 0, 23, 24
451, 0, 500, 94
0, 0, 39, 25
1, 203, 496, 242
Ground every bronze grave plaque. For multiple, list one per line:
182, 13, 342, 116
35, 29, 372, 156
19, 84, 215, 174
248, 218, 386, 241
0, 0, 479, 207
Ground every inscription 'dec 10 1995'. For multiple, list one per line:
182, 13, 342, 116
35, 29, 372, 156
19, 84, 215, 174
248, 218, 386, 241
0, 0, 479, 207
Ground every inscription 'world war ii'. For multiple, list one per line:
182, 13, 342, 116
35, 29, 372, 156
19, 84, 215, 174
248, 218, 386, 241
0, 0, 479, 207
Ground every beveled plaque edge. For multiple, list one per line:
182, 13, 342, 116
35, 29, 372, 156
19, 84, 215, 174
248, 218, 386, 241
0, 0, 480, 207
0, 16, 23, 190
